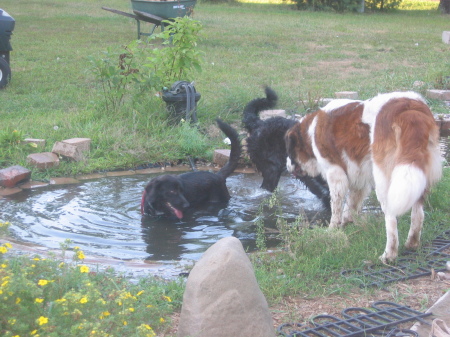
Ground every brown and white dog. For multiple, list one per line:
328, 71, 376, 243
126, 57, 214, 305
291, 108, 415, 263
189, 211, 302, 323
285, 99, 373, 229
362, 92, 442, 262
285, 92, 442, 262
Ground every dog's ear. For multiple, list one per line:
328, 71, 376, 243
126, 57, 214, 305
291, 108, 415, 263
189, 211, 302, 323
144, 178, 162, 203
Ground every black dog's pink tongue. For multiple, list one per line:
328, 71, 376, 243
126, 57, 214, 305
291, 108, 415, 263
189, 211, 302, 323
173, 208, 183, 219
167, 203, 183, 219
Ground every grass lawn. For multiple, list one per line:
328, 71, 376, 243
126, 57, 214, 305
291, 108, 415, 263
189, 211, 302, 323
0, 0, 449, 179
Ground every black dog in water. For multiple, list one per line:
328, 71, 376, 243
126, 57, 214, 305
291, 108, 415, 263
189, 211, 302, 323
141, 119, 242, 219
243, 86, 331, 208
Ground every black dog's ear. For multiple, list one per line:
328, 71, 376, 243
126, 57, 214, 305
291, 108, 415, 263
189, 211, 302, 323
144, 178, 162, 204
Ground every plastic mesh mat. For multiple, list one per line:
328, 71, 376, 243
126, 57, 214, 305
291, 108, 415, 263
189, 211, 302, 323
277, 301, 431, 337
341, 229, 450, 288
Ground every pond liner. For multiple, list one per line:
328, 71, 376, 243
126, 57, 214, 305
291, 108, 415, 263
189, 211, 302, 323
341, 228, 450, 288
277, 301, 429, 337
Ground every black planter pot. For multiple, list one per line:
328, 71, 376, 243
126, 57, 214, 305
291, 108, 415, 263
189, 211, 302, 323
162, 81, 201, 124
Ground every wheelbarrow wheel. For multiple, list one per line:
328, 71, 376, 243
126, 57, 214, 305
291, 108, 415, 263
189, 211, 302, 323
0, 57, 11, 89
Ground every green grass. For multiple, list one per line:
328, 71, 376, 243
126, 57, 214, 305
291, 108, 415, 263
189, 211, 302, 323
0, 0, 449, 178
252, 167, 450, 303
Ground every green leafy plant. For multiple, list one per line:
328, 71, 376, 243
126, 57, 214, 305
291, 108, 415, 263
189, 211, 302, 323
0, 235, 184, 337
88, 16, 203, 114
145, 16, 204, 89
87, 45, 143, 112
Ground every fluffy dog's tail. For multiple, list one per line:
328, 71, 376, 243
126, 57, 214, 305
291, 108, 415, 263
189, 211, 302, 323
242, 86, 278, 134
216, 119, 242, 180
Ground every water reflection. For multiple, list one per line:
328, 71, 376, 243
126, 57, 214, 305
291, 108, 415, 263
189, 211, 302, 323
0, 173, 328, 262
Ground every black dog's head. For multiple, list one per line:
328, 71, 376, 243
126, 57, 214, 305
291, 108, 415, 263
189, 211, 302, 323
141, 175, 190, 219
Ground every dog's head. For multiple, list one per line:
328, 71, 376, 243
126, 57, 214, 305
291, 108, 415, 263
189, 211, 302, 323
141, 175, 190, 219
284, 119, 319, 178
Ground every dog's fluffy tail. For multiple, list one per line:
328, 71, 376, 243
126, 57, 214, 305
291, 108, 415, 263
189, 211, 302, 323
242, 86, 278, 134
216, 119, 242, 180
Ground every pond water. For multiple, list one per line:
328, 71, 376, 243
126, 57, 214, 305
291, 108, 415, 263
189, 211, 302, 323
0, 173, 329, 263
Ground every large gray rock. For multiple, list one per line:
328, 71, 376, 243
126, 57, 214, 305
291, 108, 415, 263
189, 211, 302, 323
178, 236, 275, 337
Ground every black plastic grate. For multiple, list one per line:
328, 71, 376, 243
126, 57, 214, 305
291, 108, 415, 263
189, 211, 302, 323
277, 301, 431, 337
341, 229, 450, 288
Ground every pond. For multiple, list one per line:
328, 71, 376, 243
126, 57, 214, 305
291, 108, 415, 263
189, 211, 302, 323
0, 172, 329, 264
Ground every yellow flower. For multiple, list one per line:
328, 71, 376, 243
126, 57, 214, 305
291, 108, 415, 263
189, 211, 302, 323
79, 265, 89, 273
0, 246, 8, 254
31, 264, 35, 268
9, 318, 16, 325
35, 298, 44, 303
1, 264, 7, 268
55, 298, 67, 303
59, 262, 65, 268
31, 330, 38, 335
80, 297, 88, 304
5, 243, 12, 248
99, 311, 111, 319
15, 297, 21, 304
159, 317, 165, 323
33, 257, 40, 261
37, 316, 48, 325
136, 290, 144, 296
123, 321, 127, 326
38, 280, 48, 286
146, 304, 153, 308
76, 251, 85, 260
128, 307, 135, 312
163, 295, 172, 302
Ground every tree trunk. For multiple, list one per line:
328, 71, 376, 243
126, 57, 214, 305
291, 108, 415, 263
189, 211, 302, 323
440, 0, 450, 14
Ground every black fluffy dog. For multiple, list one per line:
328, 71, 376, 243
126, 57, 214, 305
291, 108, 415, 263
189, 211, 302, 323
141, 119, 241, 219
243, 86, 331, 208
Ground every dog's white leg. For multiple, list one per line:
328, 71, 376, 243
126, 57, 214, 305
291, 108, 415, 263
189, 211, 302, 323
380, 214, 399, 263
405, 201, 424, 250
326, 167, 348, 229
342, 185, 371, 224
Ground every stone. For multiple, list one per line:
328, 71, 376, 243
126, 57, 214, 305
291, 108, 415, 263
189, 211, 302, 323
426, 89, 450, 101
27, 152, 59, 169
106, 170, 135, 177
0, 165, 31, 188
177, 237, 275, 337
49, 177, 80, 185
213, 149, 231, 167
0, 187, 23, 196
443, 31, 450, 44
335, 91, 359, 99
62, 138, 91, 152
19, 181, 49, 189
52, 141, 84, 161
23, 138, 46, 148
411, 291, 450, 336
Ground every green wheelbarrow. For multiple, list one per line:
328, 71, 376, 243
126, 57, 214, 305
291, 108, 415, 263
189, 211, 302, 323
102, 0, 197, 39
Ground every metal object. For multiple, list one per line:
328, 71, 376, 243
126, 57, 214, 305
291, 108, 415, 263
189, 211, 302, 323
102, 0, 196, 39
0, 8, 15, 88
162, 81, 201, 124
341, 229, 450, 288
277, 301, 431, 337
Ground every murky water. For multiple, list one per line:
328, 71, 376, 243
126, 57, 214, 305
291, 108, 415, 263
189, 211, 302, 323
0, 173, 328, 262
